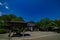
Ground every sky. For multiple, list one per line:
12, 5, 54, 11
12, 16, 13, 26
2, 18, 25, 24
0, 0, 60, 22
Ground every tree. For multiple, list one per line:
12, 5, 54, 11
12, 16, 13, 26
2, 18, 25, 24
0, 14, 24, 29
54, 20, 60, 28
11, 17, 24, 21
37, 18, 52, 28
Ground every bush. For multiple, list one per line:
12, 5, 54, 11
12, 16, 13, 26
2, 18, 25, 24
0, 28, 7, 34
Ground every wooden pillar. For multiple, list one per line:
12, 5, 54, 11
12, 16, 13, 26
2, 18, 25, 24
8, 30, 12, 40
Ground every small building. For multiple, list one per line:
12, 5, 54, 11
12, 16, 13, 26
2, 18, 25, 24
27, 22, 40, 31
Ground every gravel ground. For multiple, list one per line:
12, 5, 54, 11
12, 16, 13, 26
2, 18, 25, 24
0, 31, 60, 40
30, 34, 60, 40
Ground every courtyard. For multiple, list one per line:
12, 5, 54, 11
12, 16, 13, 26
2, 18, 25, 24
0, 31, 60, 40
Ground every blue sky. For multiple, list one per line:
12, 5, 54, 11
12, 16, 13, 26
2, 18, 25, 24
0, 0, 60, 22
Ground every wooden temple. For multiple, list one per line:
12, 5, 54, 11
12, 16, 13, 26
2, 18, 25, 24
7, 21, 27, 37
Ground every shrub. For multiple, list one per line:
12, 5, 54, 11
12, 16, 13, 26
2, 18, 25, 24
0, 28, 7, 34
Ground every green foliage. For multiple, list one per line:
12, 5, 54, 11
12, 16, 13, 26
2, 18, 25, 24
0, 28, 7, 34
37, 18, 52, 28
23, 27, 28, 32
0, 14, 24, 32
54, 20, 60, 28
11, 17, 24, 21
0, 14, 60, 32
0, 14, 24, 25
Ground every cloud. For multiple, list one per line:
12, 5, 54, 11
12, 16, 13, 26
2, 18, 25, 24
3, 2, 9, 10
0, 2, 3, 6
5, 6, 9, 9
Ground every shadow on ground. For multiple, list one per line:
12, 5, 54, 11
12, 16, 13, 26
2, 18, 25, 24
11, 33, 31, 37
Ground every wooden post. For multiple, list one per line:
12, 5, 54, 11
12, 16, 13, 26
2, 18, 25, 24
9, 30, 11, 40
